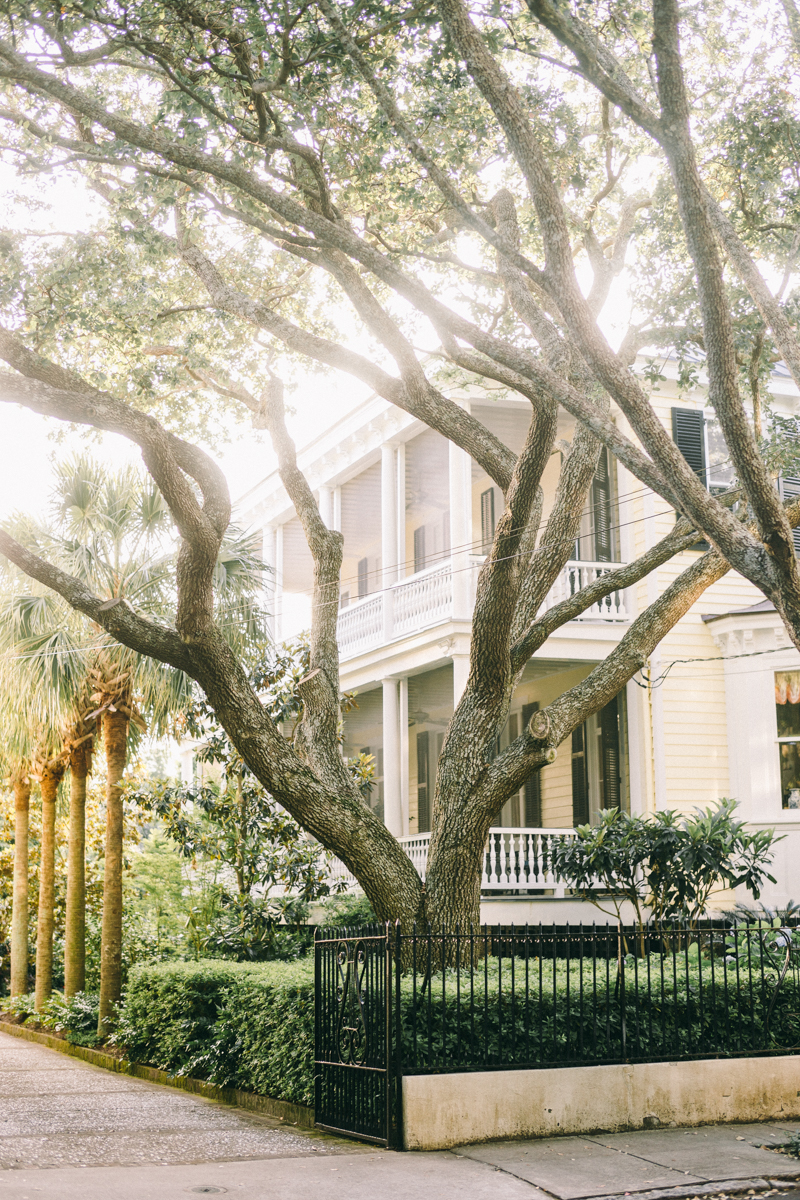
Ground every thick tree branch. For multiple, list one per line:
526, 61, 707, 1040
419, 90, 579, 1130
652, 0, 797, 575
175, 226, 518, 489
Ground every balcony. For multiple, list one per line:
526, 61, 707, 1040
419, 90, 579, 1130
336, 558, 628, 660
329, 827, 578, 895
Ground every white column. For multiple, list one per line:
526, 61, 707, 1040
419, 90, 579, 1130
449, 436, 473, 621
396, 443, 406, 580
643, 486, 665, 813
399, 677, 409, 834
332, 486, 342, 532
381, 445, 398, 585
453, 653, 470, 706
262, 525, 277, 642
381, 445, 398, 642
273, 523, 284, 643
382, 678, 403, 838
318, 486, 333, 529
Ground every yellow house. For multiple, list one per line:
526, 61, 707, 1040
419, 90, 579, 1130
237, 356, 800, 921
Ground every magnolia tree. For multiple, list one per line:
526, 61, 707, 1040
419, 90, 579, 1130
0, 0, 799, 929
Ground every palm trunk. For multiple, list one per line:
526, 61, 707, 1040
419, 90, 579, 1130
64, 738, 92, 998
34, 760, 66, 1010
97, 710, 129, 1036
10, 770, 32, 997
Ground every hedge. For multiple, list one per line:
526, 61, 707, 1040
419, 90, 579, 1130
118, 953, 800, 1107
118, 959, 315, 1106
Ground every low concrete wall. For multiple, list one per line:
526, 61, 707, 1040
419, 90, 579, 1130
402, 1056, 800, 1150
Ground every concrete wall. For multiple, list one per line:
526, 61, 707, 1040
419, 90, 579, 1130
402, 1055, 800, 1150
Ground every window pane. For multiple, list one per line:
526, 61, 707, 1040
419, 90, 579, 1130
777, 702, 800, 738
780, 741, 800, 808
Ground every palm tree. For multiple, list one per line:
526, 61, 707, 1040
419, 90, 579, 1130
4, 455, 268, 1030
9, 761, 32, 997
0, 665, 67, 1004
0, 586, 91, 1001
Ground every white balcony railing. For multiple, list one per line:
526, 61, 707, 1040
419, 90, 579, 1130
539, 559, 628, 622
336, 557, 627, 659
328, 827, 577, 895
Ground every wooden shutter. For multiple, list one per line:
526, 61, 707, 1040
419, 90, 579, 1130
672, 407, 709, 547
571, 723, 590, 826
780, 477, 800, 554
591, 447, 613, 562
357, 556, 369, 598
671, 407, 707, 481
522, 702, 542, 826
599, 697, 621, 811
480, 487, 495, 553
416, 731, 431, 832
413, 526, 426, 574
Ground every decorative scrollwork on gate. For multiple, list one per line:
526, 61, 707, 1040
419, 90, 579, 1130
335, 939, 369, 1064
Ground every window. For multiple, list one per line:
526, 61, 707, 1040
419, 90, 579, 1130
413, 526, 426, 574
357, 556, 369, 598
779, 479, 800, 555
571, 694, 625, 825
339, 591, 350, 609
480, 488, 496, 554
776, 671, 800, 808
672, 407, 735, 493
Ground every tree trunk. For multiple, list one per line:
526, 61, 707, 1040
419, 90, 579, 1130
64, 738, 92, 997
10, 771, 32, 997
97, 709, 129, 1036
34, 760, 66, 1010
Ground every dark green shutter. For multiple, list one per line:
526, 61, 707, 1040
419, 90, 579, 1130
591, 448, 613, 562
672, 407, 709, 547
599, 697, 621, 811
416, 731, 431, 832
480, 488, 495, 553
571, 723, 590, 825
671, 407, 707, 481
522, 702, 542, 826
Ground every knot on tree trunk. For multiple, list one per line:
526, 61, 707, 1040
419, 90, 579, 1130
528, 707, 551, 741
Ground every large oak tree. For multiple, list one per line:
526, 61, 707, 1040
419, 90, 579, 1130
0, 0, 799, 928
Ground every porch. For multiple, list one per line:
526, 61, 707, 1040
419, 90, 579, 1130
328, 826, 577, 895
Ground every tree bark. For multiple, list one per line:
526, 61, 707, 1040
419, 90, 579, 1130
10, 770, 32, 997
34, 759, 66, 1010
97, 709, 129, 1036
64, 737, 92, 997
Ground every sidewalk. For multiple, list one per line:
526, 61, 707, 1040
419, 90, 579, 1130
2, 1029, 800, 1200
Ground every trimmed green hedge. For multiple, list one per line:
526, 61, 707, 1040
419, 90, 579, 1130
118, 959, 315, 1106
119, 951, 800, 1108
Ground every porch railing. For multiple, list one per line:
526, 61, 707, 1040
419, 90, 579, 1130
336, 558, 627, 660
328, 827, 576, 894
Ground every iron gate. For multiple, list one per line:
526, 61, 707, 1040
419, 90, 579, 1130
314, 927, 397, 1145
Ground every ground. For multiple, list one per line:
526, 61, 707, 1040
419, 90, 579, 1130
2, 1030, 800, 1200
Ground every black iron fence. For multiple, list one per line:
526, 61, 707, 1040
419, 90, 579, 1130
394, 920, 800, 1074
314, 919, 800, 1142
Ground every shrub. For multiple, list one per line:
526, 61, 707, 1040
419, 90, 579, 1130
0, 991, 101, 1046
116, 958, 315, 1106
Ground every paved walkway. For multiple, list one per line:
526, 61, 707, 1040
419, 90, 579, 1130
2, 1030, 800, 1200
